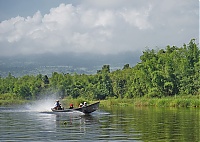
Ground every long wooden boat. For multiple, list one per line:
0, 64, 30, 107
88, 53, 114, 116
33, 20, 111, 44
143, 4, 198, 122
51, 101, 100, 114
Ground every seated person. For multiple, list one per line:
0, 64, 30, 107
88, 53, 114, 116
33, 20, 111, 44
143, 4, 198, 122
54, 100, 62, 110
83, 102, 87, 107
69, 104, 74, 109
79, 103, 83, 108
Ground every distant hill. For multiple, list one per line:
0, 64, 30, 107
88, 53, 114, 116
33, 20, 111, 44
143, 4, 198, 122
0, 51, 141, 77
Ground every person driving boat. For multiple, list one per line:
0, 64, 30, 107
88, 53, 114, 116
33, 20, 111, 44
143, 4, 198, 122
54, 100, 62, 110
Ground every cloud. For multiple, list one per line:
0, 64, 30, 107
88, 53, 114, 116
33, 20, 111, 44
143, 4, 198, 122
119, 5, 152, 30
0, 1, 198, 57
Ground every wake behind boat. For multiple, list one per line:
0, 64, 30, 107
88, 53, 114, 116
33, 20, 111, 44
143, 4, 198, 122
51, 101, 100, 114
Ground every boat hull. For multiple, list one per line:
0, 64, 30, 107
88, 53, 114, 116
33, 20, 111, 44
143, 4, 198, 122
51, 101, 100, 114
51, 109, 73, 112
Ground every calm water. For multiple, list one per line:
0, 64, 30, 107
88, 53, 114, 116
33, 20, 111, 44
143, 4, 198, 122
0, 105, 199, 142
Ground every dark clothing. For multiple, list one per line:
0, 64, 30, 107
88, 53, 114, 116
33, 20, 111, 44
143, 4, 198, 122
69, 104, 73, 109
69, 106, 73, 109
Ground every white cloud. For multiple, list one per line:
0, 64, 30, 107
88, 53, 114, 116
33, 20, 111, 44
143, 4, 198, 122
119, 5, 152, 30
0, 1, 198, 56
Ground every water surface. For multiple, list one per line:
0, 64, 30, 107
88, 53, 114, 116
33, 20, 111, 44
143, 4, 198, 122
0, 106, 199, 141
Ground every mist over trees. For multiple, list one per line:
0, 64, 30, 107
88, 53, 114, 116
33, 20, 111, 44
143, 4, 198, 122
0, 39, 199, 100
0, 51, 140, 77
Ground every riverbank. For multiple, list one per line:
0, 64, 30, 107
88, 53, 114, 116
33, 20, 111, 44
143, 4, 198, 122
0, 93, 29, 106
0, 99, 28, 106
60, 95, 199, 108
0, 93, 199, 108
100, 96, 199, 108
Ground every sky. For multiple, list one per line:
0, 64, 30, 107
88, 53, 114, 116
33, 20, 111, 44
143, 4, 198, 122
0, 0, 199, 57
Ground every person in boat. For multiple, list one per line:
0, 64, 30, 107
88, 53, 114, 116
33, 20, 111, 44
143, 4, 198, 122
83, 102, 87, 107
69, 104, 74, 109
79, 103, 83, 108
54, 100, 62, 110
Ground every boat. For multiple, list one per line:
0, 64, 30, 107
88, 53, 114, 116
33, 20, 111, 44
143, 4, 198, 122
51, 101, 100, 114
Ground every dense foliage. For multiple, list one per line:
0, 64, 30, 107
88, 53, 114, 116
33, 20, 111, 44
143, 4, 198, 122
0, 39, 199, 100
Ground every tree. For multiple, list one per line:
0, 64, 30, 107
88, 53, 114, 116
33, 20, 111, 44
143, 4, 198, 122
123, 64, 130, 70
102, 65, 110, 73
43, 75, 49, 85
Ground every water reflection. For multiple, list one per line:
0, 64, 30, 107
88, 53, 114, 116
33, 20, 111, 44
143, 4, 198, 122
103, 106, 199, 142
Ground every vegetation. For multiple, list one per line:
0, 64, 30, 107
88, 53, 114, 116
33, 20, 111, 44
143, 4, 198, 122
0, 93, 28, 105
98, 95, 199, 108
0, 39, 199, 107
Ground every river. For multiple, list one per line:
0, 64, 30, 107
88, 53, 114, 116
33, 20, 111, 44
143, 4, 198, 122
0, 104, 199, 142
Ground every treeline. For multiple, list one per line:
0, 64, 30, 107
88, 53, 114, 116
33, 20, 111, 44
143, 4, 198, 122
0, 39, 199, 100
